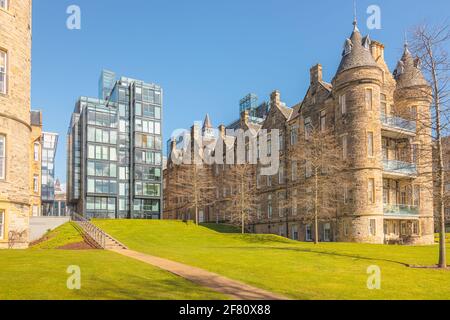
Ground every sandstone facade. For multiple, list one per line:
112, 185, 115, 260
0, 0, 32, 249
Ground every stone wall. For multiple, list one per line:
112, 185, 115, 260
0, 0, 32, 248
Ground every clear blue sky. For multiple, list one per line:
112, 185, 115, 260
31, 0, 450, 183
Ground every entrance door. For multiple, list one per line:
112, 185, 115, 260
199, 210, 205, 223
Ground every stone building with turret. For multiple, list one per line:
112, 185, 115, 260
253, 20, 434, 245
0, 0, 33, 248
163, 19, 434, 245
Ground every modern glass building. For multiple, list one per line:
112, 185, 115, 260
41, 132, 59, 215
67, 70, 163, 219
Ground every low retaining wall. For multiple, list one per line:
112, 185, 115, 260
29, 217, 70, 242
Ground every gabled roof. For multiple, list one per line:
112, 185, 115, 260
278, 104, 294, 120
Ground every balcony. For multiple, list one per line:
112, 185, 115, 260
383, 160, 418, 178
381, 114, 416, 138
384, 204, 419, 217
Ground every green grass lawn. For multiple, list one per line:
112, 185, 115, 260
0, 223, 225, 300
95, 220, 450, 300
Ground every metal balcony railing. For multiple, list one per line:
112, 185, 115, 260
384, 204, 419, 216
381, 114, 416, 133
383, 159, 418, 176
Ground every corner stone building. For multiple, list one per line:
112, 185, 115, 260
164, 21, 435, 245
0, 0, 32, 248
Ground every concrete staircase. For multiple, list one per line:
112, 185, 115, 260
104, 234, 127, 250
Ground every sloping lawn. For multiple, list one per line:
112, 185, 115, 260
0, 223, 225, 300
95, 220, 450, 300
31, 222, 84, 249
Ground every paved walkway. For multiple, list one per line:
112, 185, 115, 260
111, 249, 288, 300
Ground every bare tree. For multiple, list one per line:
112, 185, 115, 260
171, 163, 216, 225
293, 126, 346, 244
410, 21, 450, 268
224, 163, 259, 234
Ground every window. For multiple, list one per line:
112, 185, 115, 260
342, 135, 348, 160
304, 118, 312, 140
278, 165, 284, 184
279, 132, 284, 150
369, 219, 377, 236
324, 223, 331, 242
410, 106, 418, 120
367, 132, 374, 157
368, 178, 375, 204
380, 94, 387, 115
0, 50, 6, 94
365, 88, 373, 111
305, 160, 312, 178
267, 176, 272, 187
267, 195, 273, 219
343, 220, 349, 236
0, 135, 5, 179
340, 94, 347, 115
413, 185, 420, 207
412, 221, 419, 235
292, 190, 298, 216
0, 210, 3, 240
33, 175, 39, 193
320, 110, 326, 132
34, 143, 40, 161
306, 225, 312, 241
343, 184, 349, 204
291, 161, 298, 181
290, 126, 298, 145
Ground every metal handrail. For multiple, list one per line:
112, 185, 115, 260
381, 114, 416, 133
71, 212, 106, 249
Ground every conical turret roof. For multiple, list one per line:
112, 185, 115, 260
394, 43, 428, 88
336, 21, 378, 74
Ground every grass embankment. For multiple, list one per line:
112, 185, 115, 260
96, 220, 450, 300
0, 222, 226, 300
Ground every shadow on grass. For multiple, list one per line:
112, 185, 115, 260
200, 223, 241, 234
74, 273, 222, 300
216, 246, 411, 267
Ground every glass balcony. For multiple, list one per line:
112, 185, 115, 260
383, 160, 418, 177
381, 114, 416, 134
384, 204, 419, 216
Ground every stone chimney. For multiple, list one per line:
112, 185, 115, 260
370, 41, 385, 63
310, 64, 323, 85
218, 124, 226, 138
270, 90, 281, 106
240, 110, 249, 126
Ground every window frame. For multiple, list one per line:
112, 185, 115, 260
34, 142, 40, 162
340, 94, 347, 115
369, 219, 377, 236
368, 178, 376, 205
33, 175, 39, 193
367, 131, 374, 158
0, 210, 4, 240
0, 134, 5, 180
365, 88, 373, 111
0, 49, 7, 95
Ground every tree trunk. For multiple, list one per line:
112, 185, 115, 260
432, 62, 447, 268
314, 168, 319, 245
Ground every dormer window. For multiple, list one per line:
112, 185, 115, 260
363, 36, 371, 50
343, 39, 353, 56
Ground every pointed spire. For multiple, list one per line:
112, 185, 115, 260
203, 114, 212, 129
353, 0, 359, 32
